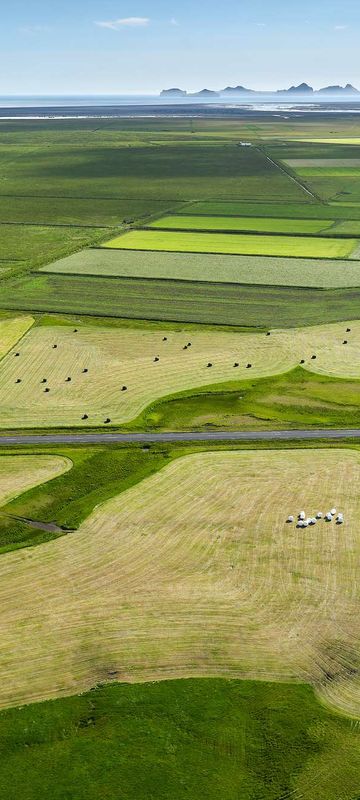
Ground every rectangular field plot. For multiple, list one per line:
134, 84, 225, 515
185, 200, 360, 220
1, 274, 360, 327
149, 214, 334, 234
42, 248, 360, 289
286, 159, 360, 169
103, 230, 357, 260
0, 197, 179, 227
0, 143, 306, 201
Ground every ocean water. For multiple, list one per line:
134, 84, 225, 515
0, 94, 359, 118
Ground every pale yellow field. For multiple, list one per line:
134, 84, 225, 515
0, 454, 71, 507
0, 315, 34, 360
0, 319, 359, 427
0, 448, 359, 715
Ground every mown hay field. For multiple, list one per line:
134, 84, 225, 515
0, 315, 34, 359
103, 230, 357, 259
0, 454, 71, 506
43, 248, 360, 289
0, 318, 359, 427
149, 214, 334, 234
0, 449, 360, 718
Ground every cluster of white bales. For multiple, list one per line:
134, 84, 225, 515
287, 508, 344, 527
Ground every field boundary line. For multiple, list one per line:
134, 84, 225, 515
255, 145, 320, 201
142, 224, 359, 241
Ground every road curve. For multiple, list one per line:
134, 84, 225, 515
0, 429, 359, 446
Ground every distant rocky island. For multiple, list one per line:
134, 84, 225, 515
160, 83, 359, 98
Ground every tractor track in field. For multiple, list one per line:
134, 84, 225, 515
0, 429, 359, 446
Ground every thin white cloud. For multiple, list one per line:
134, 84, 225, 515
170, 18, 179, 26
256, 23, 266, 27
19, 24, 50, 35
334, 24, 347, 30
95, 17, 150, 30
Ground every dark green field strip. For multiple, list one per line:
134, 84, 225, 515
1, 273, 359, 328
0, 677, 358, 800
0, 197, 180, 227
185, 200, 360, 220
0, 143, 307, 201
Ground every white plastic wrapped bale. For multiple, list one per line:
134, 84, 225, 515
316, 512, 323, 519
325, 512, 333, 522
299, 511, 306, 521
286, 515, 294, 523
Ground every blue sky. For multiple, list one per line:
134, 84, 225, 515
1, 0, 360, 94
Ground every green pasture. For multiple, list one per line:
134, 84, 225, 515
0, 677, 359, 800
149, 214, 333, 234
103, 229, 357, 259
0, 141, 305, 201
130, 367, 360, 433
184, 199, 360, 219
43, 247, 360, 289
0, 197, 179, 227
0, 224, 110, 271
1, 273, 360, 327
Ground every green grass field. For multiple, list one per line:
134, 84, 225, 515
42, 247, 360, 289
103, 229, 357, 259
149, 214, 334, 234
1, 273, 360, 327
129, 367, 360, 432
185, 199, 360, 219
0, 197, 180, 226
0, 224, 111, 272
0, 141, 306, 201
0, 677, 359, 800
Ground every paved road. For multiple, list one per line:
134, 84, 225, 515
0, 429, 359, 446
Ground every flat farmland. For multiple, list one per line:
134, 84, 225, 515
0, 142, 306, 201
185, 199, 360, 220
103, 229, 357, 259
0, 223, 110, 270
42, 248, 360, 289
0, 314, 34, 358
1, 448, 360, 724
286, 158, 360, 169
1, 273, 360, 327
0, 318, 359, 428
0, 454, 71, 506
149, 214, 334, 234
0, 197, 179, 227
